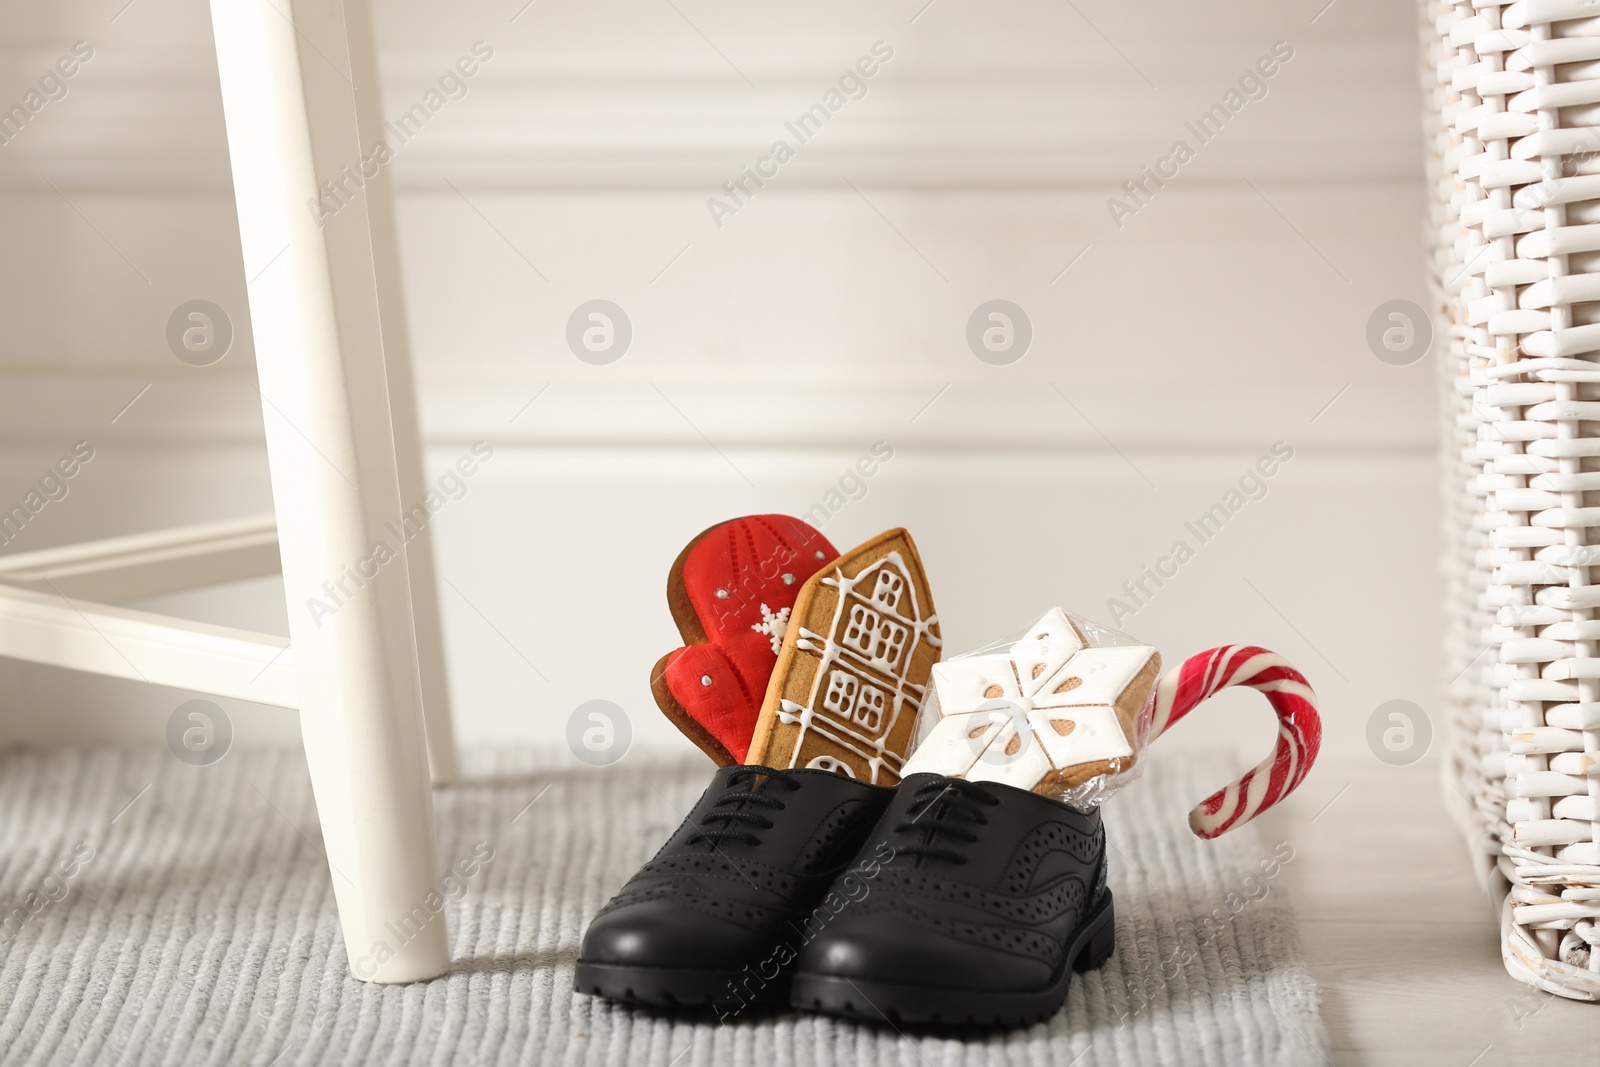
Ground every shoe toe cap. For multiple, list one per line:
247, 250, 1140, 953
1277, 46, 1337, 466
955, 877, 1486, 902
796, 909, 1056, 993
579, 898, 777, 971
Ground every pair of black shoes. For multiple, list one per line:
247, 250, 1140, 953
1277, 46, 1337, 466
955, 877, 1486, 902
575, 765, 1114, 1028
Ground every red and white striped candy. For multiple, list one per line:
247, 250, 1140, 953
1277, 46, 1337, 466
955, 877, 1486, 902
1146, 645, 1321, 840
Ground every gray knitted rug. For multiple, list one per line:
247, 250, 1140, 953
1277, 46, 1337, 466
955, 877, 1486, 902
0, 746, 1327, 1066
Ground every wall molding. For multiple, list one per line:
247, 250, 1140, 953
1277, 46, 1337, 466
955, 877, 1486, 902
0, 39, 1419, 191
0, 374, 1433, 453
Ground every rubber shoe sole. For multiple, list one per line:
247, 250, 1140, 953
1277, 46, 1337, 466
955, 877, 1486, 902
788, 890, 1115, 1028
574, 959, 790, 1011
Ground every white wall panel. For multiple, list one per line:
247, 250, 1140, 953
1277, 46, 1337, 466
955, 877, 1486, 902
0, 444, 1437, 768
0, 0, 1437, 769
0, 0, 1416, 189
0, 186, 1431, 448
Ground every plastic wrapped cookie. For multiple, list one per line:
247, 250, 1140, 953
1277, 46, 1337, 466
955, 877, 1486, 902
901, 608, 1159, 797
902, 607, 1325, 839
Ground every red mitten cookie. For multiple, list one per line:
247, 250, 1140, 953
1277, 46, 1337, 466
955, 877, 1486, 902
651, 515, 839, 765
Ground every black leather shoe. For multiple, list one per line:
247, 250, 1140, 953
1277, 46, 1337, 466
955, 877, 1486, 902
790, 773, 1114, 1027
575, 765, 895, 1012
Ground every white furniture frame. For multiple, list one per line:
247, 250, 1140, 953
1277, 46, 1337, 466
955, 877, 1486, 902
0, 0, 457, 983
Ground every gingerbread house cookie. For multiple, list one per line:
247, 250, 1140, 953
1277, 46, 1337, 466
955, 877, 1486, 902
900, 608, 1160, 793
746, 528, 941, 784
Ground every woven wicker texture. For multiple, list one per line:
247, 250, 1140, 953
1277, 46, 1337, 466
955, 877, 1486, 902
1426, 0, 1600, 1001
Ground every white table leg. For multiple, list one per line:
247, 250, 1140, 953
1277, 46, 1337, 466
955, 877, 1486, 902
343, 0, 459, 785
209, 0, 449, 983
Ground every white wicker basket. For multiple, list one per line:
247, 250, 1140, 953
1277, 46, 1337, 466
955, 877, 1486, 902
1428, 0, 1600, 1001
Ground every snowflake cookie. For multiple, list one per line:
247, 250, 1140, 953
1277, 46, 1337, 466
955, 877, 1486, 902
900, 608, 1161, 793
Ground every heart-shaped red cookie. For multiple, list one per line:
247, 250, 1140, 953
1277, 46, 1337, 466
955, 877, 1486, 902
651, 515, 838, 764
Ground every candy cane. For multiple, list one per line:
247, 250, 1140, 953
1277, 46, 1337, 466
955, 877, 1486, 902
1147, 645, 1321, 840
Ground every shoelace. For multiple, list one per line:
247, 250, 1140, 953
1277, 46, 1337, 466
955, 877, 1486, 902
892, 777, 1000, 865
685, 768, 801, 848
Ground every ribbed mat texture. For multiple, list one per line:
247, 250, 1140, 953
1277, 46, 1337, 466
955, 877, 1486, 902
0, 746, 1327, 1065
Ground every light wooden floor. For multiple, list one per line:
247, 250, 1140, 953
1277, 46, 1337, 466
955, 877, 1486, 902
1255, 756, 1597, 1066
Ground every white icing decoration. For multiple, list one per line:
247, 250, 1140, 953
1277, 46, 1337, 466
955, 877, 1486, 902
700, 675, 712, 686
900, 710, 993, 778
903, 608, 1154, 787
777, 547, 941, 783
715, 588, 729, 599
782, 573, 795, 585
1030, 705, 1134, 767
806, 755, 855, 776
751, 603, 790, 654
1039, 645, 1152, 707
966, 719, 1052, 787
